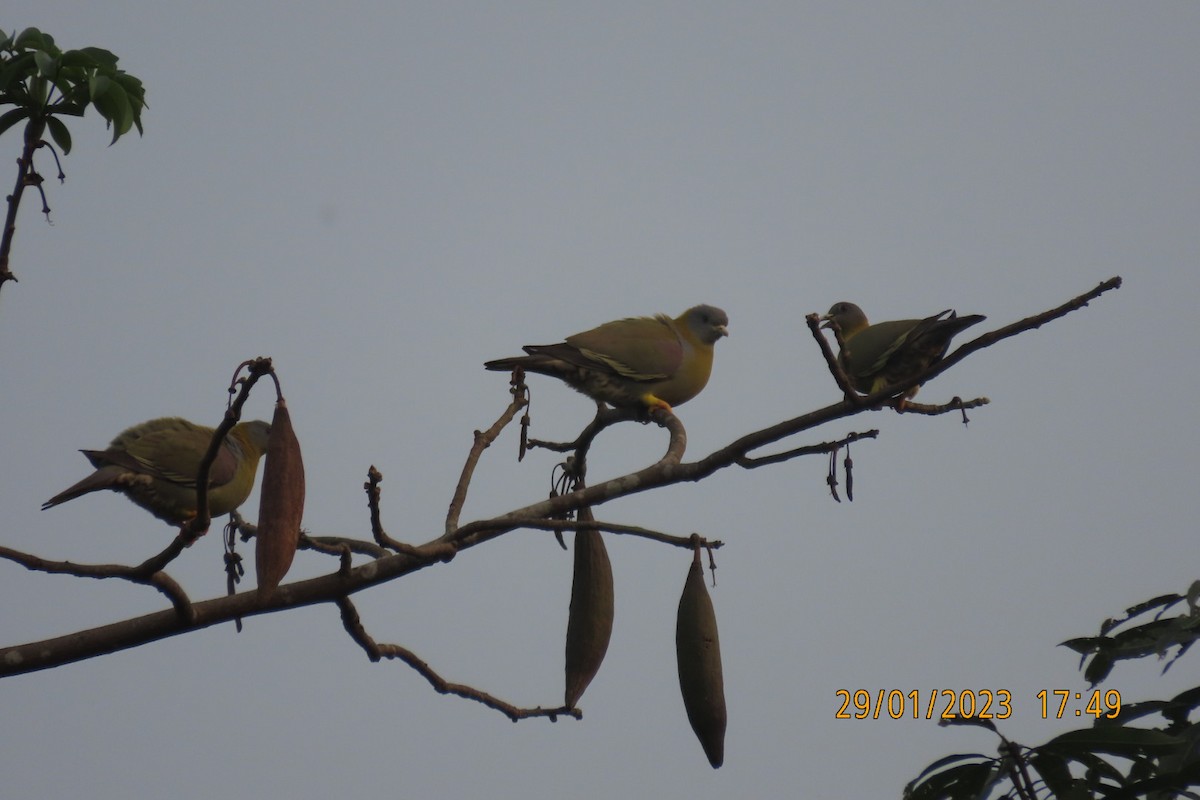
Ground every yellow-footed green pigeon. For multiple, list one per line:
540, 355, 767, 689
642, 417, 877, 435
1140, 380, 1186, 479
42, 417, 271, 525
485, 305, 729, 411
822, 302, 984, 399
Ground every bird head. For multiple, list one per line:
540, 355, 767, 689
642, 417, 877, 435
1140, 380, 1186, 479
822, 302, 869, 337
682, 304, 729, 345
232, 420, 272, 457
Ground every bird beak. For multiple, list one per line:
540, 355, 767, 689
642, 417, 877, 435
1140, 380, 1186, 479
819, 314, 834, 330
716, 325, 729, 338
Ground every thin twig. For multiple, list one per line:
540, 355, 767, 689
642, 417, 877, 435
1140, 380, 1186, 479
0, 543, 194, 620
363, 466, 421, 554
501, 517, 723, 550
735, 429, 879, 469
806, 313, 860, 401
447, 406, 687, 549
527, 406, 641, 454
187, 357, 273, 537
0, 118, 49, 290
897, 396, 990, 416
445, 384, 528, 536
336, 597, 579, 722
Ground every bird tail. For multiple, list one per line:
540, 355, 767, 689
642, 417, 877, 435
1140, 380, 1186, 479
484, 356, 531, 372
41, 464, 124, 511
944, 312, 986, 336
484, 352, 573, 376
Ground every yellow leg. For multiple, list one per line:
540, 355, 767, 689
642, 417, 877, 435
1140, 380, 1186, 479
640, 393, 674, 413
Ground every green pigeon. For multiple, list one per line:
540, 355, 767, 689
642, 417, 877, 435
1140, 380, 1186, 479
822, 302, 984, 400
43, 417, 272, 525
485, 305, 729, 411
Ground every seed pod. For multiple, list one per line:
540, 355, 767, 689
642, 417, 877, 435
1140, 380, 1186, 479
255, 399, 305, 596
563, 506, 614, 708
676, 548, 726, 768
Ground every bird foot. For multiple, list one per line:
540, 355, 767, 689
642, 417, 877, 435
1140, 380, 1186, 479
641, 395, 674, 414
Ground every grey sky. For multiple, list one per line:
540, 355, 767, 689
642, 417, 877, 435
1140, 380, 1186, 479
2, 3, 1197, 797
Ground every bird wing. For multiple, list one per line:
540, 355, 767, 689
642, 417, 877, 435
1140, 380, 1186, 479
561, 314, 684, 380
851, 312, 951, 376
90, 428, 239, 489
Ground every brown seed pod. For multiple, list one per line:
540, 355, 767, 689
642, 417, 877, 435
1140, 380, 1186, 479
563, 505, 614, 708
676, 547, 726, 768
255, 399, 305, 596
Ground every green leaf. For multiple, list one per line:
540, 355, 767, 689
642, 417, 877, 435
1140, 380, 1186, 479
938, 715, 997, 733
111, 71, 146, 106
0, 106, 31, 139
33, 49, 58, 77
58, 49, 100, 70
904, 761, 1000, 800
1084, 650, 1114, 685
14, 27, 47, 50
1030, 752, 1077, 797
1072, 750, 1128, 786
79, 46, 118, 67
106, 83, 132, 141
0, 51, 37, 93
88, 73, 112, 102
88, 77, 133, 142
45, 114, 72, 153
1060, 636, 1100, 655
27, 75, 48, 106
1168, 686, 1200, 716
1045, 726, 1183, 758
1095, 698, 1168, 727
907, 752, 991, 785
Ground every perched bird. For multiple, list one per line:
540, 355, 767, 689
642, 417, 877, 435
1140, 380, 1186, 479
822, 302, 985, 400
42, 417, 272, 525
485, 305, 729, 412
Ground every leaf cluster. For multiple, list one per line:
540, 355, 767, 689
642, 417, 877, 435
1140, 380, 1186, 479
0, 26, 146, 149
908, 586, 1200, 800
908, 712, 1200, 800
1062, 585, 1200, 686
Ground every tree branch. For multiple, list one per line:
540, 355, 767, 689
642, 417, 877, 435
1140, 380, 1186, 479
1, 277, 1122, 678
499, 517, 723, 550
0, 119, 48, 290
337, 597, 578, 722
445, 381, 528, 535
735, 428, 879, 469
186, 358, 273, 537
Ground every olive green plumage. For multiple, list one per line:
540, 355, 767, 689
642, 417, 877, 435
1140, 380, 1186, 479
822, 302, 985, 398
42, 417, 272, 525
485, 304, 729, 411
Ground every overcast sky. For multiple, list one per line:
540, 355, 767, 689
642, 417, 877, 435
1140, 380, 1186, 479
2, 3, 1198, 798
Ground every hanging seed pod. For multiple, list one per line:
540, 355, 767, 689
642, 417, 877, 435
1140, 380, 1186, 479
563, 505, 614, 708
255, 398, 305, 596
676, 547, 726, 768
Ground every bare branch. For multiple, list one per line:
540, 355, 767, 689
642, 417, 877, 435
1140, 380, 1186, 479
499, 517, 723, 550
445, 381, 528, 535
735, 429, 879, 469
1, 278, 1122, 678
337, 597, 579, 722
186, 358, 274, 537
806, 313, 860, 401
0, 541, 194, 620
527, 405, 641, 454
363, 466, 420, 554
232, 512, 392, 560
0, 119, 49, 292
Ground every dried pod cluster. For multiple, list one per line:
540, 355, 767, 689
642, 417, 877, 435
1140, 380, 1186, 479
563, 506, 614, 708
675, 549, 727, 768
255, 399, 305, 596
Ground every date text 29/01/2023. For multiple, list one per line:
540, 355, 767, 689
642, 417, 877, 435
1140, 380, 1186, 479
834, 689, 1121, 721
